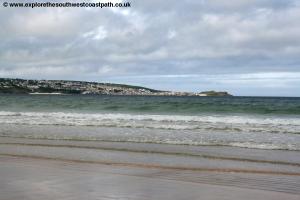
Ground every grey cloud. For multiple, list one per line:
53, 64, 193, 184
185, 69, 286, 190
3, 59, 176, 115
0, 0, 300, 95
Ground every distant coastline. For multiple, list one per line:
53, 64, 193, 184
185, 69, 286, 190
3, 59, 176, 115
0, 78, 232, 97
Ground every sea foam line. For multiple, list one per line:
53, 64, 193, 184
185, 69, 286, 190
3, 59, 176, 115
0, 111, 300, 125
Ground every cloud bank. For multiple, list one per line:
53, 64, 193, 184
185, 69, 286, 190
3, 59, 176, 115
0, 0, 300, 96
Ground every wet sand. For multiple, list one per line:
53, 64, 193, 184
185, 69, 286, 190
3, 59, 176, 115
1, 155, 300, 200
1, 137, 300, 199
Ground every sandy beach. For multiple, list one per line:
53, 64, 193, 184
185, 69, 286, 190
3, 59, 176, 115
1, 155, 300, 200
1, 95, 300, 199
2, 0, 300, 199
1, 137, 300, 200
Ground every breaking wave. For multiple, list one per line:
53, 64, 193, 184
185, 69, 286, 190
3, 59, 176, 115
0, 111, 300, 135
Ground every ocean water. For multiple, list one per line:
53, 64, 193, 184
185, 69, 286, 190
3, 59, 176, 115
0, 94, 300, 150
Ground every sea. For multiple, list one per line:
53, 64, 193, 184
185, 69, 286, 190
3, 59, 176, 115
0, 94, 300, 151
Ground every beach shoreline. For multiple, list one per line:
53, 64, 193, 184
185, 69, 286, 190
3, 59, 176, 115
1, 136, 300, 174
1, 154, 300, 200
1, 136, 300, 199
0, 95, 299, 199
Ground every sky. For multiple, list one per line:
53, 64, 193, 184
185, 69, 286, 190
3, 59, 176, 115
1, 0, 300, 96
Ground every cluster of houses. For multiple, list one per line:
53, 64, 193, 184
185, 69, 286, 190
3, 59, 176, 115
0, 78, 231, 96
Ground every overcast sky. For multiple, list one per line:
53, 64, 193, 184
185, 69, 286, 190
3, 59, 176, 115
1, 0, 300, 96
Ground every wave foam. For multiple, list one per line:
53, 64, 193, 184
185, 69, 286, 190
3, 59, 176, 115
0, 111, 300, 134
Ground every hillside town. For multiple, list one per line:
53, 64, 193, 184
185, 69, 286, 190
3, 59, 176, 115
0, 78, 232, 96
